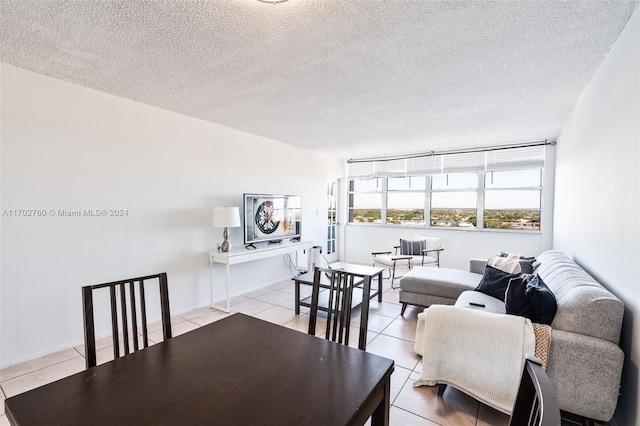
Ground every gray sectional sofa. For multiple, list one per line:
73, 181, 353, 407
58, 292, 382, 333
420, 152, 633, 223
399, 250, 625, 424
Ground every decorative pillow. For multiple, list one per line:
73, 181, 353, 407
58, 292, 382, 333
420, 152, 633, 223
499, 252, 539, 274
399, 238, 426, 256
474, 265, 518, 301
525, 275, 557, 325
488, 254, 523, 274
505, 275, 533, 318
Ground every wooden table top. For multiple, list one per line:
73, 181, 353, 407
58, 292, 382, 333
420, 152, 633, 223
5, 313, 394, 426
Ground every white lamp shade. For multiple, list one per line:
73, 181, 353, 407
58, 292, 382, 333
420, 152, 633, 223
212, 207, 241, 228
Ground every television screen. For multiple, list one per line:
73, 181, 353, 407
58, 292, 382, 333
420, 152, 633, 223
243, 194, 301, 245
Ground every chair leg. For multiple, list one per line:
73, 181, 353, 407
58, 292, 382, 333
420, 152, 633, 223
373, 261, 393, 280
390, 263, 399, 289
437, 383, 447, 397
400, 303, 408, 316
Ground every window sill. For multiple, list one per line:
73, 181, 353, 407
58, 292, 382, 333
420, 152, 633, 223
346, 222, 542, 235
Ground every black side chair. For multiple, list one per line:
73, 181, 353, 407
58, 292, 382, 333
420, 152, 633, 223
82, 272, 172, 369
509, 355, 561, 426
308, 267, 358, 348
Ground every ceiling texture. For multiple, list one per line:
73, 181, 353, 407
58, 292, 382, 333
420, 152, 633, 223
1, 0, 638, 160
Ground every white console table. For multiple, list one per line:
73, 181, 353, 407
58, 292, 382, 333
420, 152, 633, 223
209, 240, 314, 312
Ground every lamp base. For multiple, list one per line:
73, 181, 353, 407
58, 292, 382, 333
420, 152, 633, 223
221, 227, 231, 252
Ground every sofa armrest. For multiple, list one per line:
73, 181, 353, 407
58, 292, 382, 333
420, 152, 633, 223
469, 259, 487, 274
546, 329, 624, 422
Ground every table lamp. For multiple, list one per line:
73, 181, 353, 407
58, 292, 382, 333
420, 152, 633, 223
212, 207, 241, 252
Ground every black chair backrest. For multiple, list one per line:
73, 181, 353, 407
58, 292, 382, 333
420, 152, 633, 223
308, 267, 358, 347
510, 355, 561, 426
82, 272, 171, 369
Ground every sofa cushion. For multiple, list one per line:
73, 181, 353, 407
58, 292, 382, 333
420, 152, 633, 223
400, 267, 481, 299
455, 290, 506, 314
399, 238, 426, 256
499, 252, 539, 274
488, 254, 523, 274
504, 275, 532, 318
504, 274, 557, 325
525, 274, 557, 325
475, 265, 517, 300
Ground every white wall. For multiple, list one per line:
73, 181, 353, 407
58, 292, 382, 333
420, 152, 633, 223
553, 7, 639, 425
0, 64, 342, 366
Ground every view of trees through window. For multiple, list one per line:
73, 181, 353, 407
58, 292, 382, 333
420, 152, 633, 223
387, 209, 424, 225
484, 210, 540, 230
350, 209, 382, 223
348, 169, 542, 231
430, 209, 477, 228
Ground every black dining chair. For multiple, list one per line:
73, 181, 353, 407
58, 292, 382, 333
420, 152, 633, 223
307, 266, 359, 348
509, 355, 561, 426
82, 272, 172, 369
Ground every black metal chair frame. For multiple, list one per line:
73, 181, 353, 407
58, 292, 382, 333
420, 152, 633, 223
509, 355, 561, 426
308, 267, 357, 348
436, 356, 560, 425
82, 272, 172, 369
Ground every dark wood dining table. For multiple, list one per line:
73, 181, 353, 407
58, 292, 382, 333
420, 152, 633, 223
5, 313, 394, 426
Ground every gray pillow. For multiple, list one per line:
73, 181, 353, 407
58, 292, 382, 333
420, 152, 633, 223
399, 239, 426, 256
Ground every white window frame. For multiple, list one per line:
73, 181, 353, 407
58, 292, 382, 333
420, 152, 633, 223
386, 176, 427, 226
482, 170, 542, 231
347, 178, 384, 224
347, 169, 543, 233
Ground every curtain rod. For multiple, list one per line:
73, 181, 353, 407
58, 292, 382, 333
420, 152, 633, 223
347, 139, 556, 164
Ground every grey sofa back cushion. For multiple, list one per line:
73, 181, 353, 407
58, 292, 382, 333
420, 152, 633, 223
536, 251, 624, 344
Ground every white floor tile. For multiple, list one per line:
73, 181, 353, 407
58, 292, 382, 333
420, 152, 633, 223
1, 357, 86, 398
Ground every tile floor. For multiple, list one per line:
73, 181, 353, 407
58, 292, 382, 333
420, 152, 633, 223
1, 277, 586, 425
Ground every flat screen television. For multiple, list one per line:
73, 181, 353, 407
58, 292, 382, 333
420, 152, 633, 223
243, 194, 302, 246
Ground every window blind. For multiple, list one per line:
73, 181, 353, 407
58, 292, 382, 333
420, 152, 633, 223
347, 141, 549, 179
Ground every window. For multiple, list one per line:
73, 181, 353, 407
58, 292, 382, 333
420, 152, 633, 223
348, 178, 382, 223
327, 181, 337, 254
348, 169, 543, 231
484, 170, 541, 230
346, 142, 550, 231
387, 177, 426, 225
430, 173, 478, 228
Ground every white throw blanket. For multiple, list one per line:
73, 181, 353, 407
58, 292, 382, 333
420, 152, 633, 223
414, 305, 535, 414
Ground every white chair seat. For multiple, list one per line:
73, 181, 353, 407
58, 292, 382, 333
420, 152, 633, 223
373, 254, 438, 268
372, 236, 443, 288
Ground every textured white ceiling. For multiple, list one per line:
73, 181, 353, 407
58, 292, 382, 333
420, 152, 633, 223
1, 0, 637, 159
